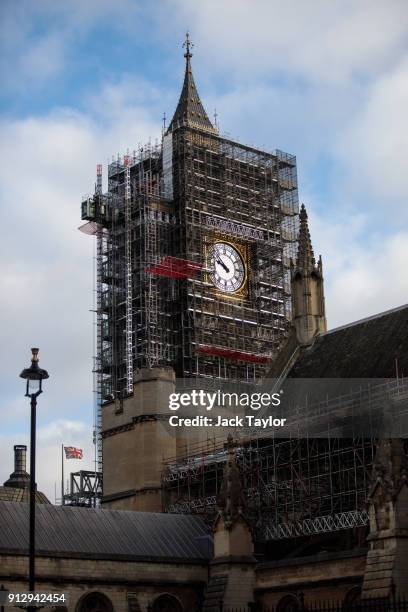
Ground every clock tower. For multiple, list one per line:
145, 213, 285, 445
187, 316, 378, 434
81, 36, 299, 508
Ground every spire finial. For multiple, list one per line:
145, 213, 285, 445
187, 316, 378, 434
183, 31, 193, 60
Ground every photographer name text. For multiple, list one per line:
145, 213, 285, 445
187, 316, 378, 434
169, 415, 286, 428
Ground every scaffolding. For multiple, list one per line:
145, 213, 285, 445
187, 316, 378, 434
81, 128, 299, 407
161, 378, 408, 543
79, 165, 106, 470
163, 437, 375, 541
63, 470, 102, 507
169, 129, 299, 382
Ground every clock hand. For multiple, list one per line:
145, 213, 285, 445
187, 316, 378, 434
216, 257, 229, 273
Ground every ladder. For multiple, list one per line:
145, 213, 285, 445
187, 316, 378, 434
124, 159, 134, 393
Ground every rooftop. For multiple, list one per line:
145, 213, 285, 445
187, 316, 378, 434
289, 303, 408, 379
0, 501, 212, 563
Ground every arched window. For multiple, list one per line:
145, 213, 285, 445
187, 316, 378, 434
76, 592, 113, 612
343, 586, 362, 609
152, 594, 183, 612
277, 594, 301, 612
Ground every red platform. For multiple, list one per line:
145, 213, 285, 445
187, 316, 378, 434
195, 345, 270, 364
146, 256, 202, 279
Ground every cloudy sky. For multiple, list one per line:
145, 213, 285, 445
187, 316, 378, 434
1, 0, 407, 501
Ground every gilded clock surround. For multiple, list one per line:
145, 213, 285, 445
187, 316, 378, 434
205, 235, 249, 299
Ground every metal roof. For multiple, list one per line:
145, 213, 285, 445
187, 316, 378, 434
0, 501, 212, 562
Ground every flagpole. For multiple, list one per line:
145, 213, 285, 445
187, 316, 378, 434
61, 444, 64, 506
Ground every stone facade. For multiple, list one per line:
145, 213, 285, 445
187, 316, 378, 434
0, 547, 371, 611
102, 368, 177, 512
362, 439, 408, 599
0, 554, 206, 612
256, 550, 367, 608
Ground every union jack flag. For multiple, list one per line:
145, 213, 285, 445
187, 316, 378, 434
64, 446, 83, 459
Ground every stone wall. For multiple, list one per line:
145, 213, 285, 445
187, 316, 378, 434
256, 550, 367, 608
102, 368, 177, 512
0, 553, 207, 612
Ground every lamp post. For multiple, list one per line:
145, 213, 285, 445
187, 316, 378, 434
0, 585, 10, 612
20, 348, 49, 609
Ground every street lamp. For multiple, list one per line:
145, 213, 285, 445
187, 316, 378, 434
0, 585, 10, 612
20, 348, 49, 607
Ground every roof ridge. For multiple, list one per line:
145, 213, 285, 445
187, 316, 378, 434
323, 303, 408, 336
0, 499, 201, 519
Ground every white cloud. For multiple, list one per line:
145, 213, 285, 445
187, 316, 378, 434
156, 0, 408, 86
0, 0, 147, 92
0, 112, 97, 426
335, 55, 408, 219
0, 79, 162, 434
310, 210, 408, 328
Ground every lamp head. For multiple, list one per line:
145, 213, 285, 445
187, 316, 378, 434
20, 348, 49, 397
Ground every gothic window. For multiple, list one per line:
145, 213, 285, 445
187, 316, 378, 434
276, 594, 301, 612
152, 594, 183, 612
76, 592, 113, 612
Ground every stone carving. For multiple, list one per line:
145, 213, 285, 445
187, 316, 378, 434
217, 435, 247, 529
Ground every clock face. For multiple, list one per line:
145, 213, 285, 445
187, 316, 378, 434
208, 242, 246, 293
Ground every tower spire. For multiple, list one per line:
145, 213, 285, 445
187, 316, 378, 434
291, 204, 327, 345
166, 34, 218, 135
297, 203, 316, 270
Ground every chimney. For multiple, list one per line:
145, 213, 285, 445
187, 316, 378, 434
14, 445, 27, 474
3, 445, 30, 489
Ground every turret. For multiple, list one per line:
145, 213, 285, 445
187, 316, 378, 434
204, 435, 255, 609
291, 204, 327, 345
